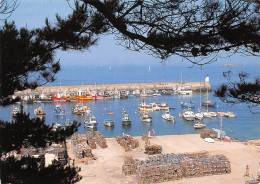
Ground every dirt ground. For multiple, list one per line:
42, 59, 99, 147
66, 134, 260, 184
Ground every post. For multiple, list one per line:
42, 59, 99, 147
220, 115, 223, 139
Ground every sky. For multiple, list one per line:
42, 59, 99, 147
5, 0, 260, 67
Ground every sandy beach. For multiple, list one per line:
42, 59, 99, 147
67, 134, 260, 184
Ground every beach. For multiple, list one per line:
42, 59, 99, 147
67, 134, 260, 184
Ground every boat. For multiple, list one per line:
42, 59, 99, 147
140, 113, 152, 123
160, 102, 170, 110
12, 107, 19, 117
194, 122, 206, 129
195, 112, 203, 120
108, 112, 114, 115
52, 119, 73, 130
204, 138, 214, 143
180, 101, 195, 108
51, 93, 66, 102
201, 89, 216, 107
34, 107, 46, 116
122, 113, 131, 125
54, 105, 66, 116
225, 111, 236, 118
182, 109, 195, 121
84, 115, 98, 128
150, 103, 161, 111
162, 111, 175, 122
71, 104, 91, 115
104, 119, 115, 127
138, 101, 153, 112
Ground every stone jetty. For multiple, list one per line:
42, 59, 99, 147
16, 80, 211, 96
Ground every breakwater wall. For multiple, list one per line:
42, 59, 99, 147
17, 81, 211, 95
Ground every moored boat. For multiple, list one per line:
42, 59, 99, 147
84, 115, 98, 128
182, 109, 195, 121
54, 105, 66, 116
12, 107, 19, 117
140, 113, 152, 123
180, 101, 195, 108
34, 107, 46, 116
122, 113, 131, 125
104, 119, 115, 127
162, 111, 175, 122
194, 122, 206, 129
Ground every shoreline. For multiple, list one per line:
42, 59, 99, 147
67, 134, 260, 184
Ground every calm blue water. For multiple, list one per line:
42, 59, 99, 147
0, 64, 259, 140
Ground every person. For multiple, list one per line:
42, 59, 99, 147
148, 130, 151, 139
244, 165, 250, 177
257, 168, 260, 181
152, 129, 155, 136
123, 133, 126, 140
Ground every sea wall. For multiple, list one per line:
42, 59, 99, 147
16, 82, 211, 95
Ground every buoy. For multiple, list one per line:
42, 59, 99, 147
104, 108, 107, 111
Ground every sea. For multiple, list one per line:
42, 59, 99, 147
1, 64, 259, 141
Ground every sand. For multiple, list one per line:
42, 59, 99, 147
66, 134, 260, 184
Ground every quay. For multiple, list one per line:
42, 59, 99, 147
16, 80, 211, 96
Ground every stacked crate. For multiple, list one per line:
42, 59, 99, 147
94, 131, 107, 148
122, 152, 231, 184
115, 136, 139, 151
86, 131, 96, 149
71, 134, 93, 159
200, 129, 215, 139
144, 145, 162, 155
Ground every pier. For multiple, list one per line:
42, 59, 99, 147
16, 81, 211, 96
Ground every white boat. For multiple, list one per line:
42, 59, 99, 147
150, 103, 161, 111
34, 107, 46, 116
202, 111, 216, 118
139, 101, 153, 112
140, 113, 152, 123
104, 119, 115, 127
84, 115, 98, 128
160, 102, 170, 110
122, 113, 131, 125
194, 122, 206, 129
195, 110, 204, 120
71, 104, 91, 115
204, 138, 214, 143
162, 111, 175, 122
12, 107, 19, 117
182, 109, 195, 121
225, 111, 236, 118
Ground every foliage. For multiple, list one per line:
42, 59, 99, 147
214, 71, 260, 111
1, 156, 82, 184
0, 111, 81, 155
78, 0, 260, 65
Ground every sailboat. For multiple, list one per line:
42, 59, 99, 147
201, 89, 216, 107
109, 65, 111, 71
148, 65, 151, 72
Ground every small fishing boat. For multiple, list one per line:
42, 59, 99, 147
84, 115, 98, 128
140, 113, 152, 123
225, 111, 236, 118
122, 113, 131, 125
54, 105, 66, 116
150, 103, 161, 111
201, 100, 216, 107
108, 112, 114, 115
160, 101, 170, 110
34, 107, 46, 116
162, 111, 175, 122
182, 109, 195, 121
71, 104, 91, 115
12, 107, 19, 117
180, 101, 195, 108
104, 119, 115, 127
194, 122, 206, 129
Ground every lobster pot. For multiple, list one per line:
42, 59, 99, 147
124, 152, 231, 183
142, 134, 148, 142
86, 131, 96, 149
94, 131, 107, 148
115, 136, 139, 151
144, 145, 162, 155
122, 156, 140, 175
71, 134, 93, 159
200, 129, 215, 139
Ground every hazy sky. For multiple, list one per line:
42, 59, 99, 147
6, 0, 260, 67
